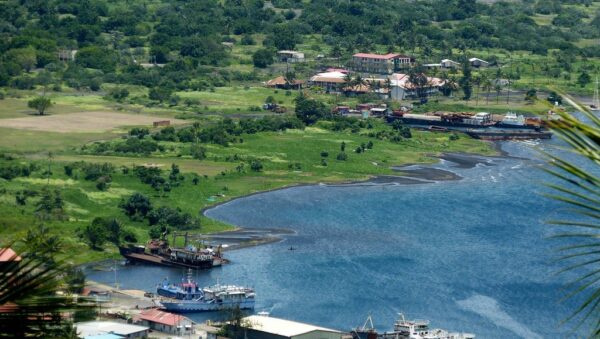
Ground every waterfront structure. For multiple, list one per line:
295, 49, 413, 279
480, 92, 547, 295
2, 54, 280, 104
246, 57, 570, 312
278, 50, 305, 63
242, 315, 342, 339
351, 53, 413, 74
135, 308, 195, 335
75, 321, 149, 339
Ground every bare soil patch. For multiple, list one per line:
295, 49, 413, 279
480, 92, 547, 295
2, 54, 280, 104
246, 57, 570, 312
0, 111, 185, 133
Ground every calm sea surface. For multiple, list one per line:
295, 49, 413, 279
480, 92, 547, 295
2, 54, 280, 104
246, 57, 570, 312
87, 139, 595, 338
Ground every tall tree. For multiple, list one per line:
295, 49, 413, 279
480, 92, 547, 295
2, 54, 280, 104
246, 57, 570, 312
459, 57, 473, 101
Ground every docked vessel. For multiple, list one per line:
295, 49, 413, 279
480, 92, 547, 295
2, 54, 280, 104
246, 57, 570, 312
464, 128, 552, 140
352, 313, 475, 339
155, 270, 255, 312
119, 232, 226, 269
388, 111, 548, 135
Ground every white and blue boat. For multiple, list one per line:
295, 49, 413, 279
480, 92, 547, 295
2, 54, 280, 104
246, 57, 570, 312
156, 270, 255, 312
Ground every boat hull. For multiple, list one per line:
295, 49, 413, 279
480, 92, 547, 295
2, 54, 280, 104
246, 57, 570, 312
465, 129, 552, 140
159, 300, 255, 312
119, 246, 224, 269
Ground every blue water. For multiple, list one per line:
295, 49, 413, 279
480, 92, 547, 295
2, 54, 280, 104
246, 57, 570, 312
87, 140, 594, 338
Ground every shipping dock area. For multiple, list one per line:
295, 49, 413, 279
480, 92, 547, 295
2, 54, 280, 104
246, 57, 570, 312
386, 110, 555, 140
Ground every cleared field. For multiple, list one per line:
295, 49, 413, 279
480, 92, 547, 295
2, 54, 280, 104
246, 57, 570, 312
0, 111, 186, 133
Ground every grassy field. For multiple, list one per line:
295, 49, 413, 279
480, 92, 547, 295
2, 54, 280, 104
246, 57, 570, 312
0, 115, 496, 264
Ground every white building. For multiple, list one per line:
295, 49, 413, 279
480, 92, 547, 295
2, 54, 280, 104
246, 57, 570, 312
441, 59, 460, 68
242, 315, 342, 339
389, 73, 445, 101
309, 71, 348, 92
278, 50, 305, 63
75, 321, 149, 339
469, 57, 489, 68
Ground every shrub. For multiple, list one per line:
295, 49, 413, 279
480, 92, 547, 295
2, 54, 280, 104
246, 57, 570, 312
120, 192, 153, 220
320, 151, 329, 157
250, 160, 263, 172
336, 152, 348, 161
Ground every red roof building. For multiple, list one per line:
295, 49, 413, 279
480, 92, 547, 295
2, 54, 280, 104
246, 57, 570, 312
135, 308, 195, 335
352, 53, 414, 74
0, 248, 21, 262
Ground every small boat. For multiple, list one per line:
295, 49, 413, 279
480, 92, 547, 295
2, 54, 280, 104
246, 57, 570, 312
155, 270, 255, 312
352, 315, 378, 339
390, 313, 475, 339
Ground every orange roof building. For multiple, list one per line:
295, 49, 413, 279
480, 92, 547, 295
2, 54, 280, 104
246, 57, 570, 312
135, 308, 195, 335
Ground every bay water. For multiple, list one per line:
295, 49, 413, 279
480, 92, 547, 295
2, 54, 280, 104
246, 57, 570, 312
87, 139, 593, 338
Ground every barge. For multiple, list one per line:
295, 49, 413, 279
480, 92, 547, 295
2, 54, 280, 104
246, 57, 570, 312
387, 111, 552, 140
465, 128, 552, 140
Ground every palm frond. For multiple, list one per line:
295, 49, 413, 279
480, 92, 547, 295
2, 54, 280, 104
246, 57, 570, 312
0, 247, 95, 338
544, 106, 600, 335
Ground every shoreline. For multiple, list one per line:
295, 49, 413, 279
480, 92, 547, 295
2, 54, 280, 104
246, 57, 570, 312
200, 146, 507, 247
85, 144, 507, 269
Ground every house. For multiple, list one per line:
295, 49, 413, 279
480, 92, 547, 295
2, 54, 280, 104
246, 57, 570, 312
351, 53, 414, 74
134, 308, 195, 335
75, 321, 149, 339
265, 76, 305, 89
58, 49, 77, 61
441, 59, 460, 69
0, 248, 21, 271
422, 63, 442, 69
389, 73, 445, 101
277, 50, 305, 63
469, 57, 489, 68
309, 71, 348, 92
241, 315, 342, 339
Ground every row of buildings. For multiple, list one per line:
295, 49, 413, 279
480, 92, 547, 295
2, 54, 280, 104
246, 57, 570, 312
276, 50, 490, 74
266, 51, 490, 100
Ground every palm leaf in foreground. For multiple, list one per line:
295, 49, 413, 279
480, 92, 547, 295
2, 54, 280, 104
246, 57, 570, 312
0, 247, 94, 338
544, 108, 600, 336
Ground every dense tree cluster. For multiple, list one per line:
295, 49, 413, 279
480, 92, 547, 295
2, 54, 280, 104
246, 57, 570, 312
1, 0, 597, 92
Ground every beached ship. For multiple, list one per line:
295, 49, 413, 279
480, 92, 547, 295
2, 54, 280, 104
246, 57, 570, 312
155, 270, 255, 312
119, 233, 226, 269
352, 313, 475, 339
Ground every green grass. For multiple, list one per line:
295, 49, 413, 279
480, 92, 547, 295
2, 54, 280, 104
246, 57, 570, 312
0, 121, 496, 265
0, 127, 117, 154
176, 86, 358, 114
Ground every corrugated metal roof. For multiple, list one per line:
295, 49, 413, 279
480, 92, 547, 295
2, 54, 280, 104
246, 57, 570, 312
353, 53, 409, 60
76, 321, 148, 337
137, 308, 191, 326
243, 315, 341, 337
